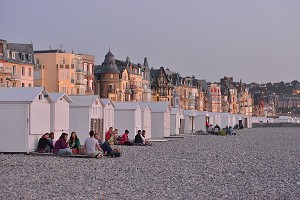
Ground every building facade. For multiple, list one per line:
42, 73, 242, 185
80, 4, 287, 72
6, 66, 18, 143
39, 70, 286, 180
0, 39, 34, 88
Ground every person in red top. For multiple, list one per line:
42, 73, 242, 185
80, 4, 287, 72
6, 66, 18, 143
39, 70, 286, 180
105, 127, 113, 142
119, 130, 133, 146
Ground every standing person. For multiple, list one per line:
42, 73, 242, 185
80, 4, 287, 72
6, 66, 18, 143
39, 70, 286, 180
105, 127, 113, 142
119, 130, 133, 146
53, 133, 72, 155
85, 131, 103, 158
213, 124, 221, 135
37, 133, 53, 153
134, 130, 144, 145
68, 132, 81, 154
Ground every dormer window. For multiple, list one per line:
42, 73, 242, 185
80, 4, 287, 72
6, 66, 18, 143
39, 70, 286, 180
12, 52, 15, 59
21, 54, 25, 62
28, 54, 32, 62
7, 50, 10, 58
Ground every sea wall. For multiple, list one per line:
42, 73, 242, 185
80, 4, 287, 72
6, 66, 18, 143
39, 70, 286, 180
252, 122, 300, 128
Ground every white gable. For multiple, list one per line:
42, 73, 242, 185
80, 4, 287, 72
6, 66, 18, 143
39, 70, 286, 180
49, 93, 73, 103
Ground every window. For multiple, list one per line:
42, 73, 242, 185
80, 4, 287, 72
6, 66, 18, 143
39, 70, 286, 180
61, 58, 65, 64
35, 58, 40, 64
21, 67, 25, 76
28, 68, 32, 76
7, 51, 10, 58
28, 83, 32, 87
22, 83, 25, 87
28, 54, 32, 63
12, 52, 15, 59
12, 65, 16, 74
21, 54, 25, 62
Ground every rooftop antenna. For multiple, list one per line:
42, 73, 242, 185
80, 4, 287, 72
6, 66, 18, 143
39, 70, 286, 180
47, 45, 52, 50
109, 43, 111, 51
58, 44, 64, 50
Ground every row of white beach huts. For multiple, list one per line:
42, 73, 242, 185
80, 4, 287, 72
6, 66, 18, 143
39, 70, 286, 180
1, 87, 299, 153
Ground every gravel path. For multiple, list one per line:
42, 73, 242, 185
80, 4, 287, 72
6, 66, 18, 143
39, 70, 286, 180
0, 128, 299, 200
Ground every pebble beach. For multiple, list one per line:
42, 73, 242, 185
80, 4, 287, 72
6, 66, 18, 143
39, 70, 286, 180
0, 128, 299, 200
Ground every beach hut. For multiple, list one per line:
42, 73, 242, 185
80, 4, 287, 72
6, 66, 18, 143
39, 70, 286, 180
49, 93, 73, 140
210, 112, 221, 127
0, 87, 53, 153
140, 102, 171, 138
170, 107, 184, 135
100, 98, 115, 140
183, 109, 196, 134
194, 111, 209, 132
220, 113, 231, 128
69, 95, 104, 143
114, 102, 142, 139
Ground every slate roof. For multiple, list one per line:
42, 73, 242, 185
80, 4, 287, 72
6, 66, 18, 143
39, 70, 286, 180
0, 87, 53, 103
95, 50, 120, 74
198, 80, 209, 92
4, 43, 34, 65
49, 92, 73, 103
69, 95, 101, 107
34, 49, 64, 54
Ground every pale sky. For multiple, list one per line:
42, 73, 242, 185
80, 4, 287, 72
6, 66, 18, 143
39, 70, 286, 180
1, 0, 299, 83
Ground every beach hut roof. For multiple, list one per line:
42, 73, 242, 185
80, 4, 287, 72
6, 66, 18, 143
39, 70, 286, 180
69, 95, 102, 107
100, 98, 115, 108
0, 87, 53, 103
49, 93, 73, 103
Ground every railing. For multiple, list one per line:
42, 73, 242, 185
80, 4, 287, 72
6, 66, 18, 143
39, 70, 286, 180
86, 71, 93, 76
130, 85, 136, 89
0, 83, 7, 87
11, 73, 21, 80
0, 67, 12, 73
75, 80, 85, 85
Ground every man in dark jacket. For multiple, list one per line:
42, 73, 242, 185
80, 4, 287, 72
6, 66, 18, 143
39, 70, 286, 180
37, 133, 53, 153
134, 130, 144, 145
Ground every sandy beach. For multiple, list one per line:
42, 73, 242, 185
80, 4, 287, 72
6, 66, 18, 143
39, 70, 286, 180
0, 127, 299, 200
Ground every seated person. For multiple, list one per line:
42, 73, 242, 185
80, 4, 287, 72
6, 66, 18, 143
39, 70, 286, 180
85, 131, 103, 158
68, 132, 81, 153
105, 127, 113, 142
48, 132, 55, 147
37, 133, 54, 153
207, 125, 214, 134
141, 130, 152, 146
134, 130, 144, 145
119, 130, 133, 146
95, 134, 113, 156
53, 133, 72, 155
213, 124, 221, 135
107, 129, 118, 145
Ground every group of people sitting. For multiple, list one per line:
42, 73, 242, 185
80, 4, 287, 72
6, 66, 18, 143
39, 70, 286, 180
105, 127, 152, 146
37, 131, 120, 158
206, 124, 236, 136
37, 127, 152, 158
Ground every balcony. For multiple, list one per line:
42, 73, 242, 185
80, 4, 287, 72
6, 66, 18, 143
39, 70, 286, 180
0, 67, 12, 74
11, 73, 21, 80
86, 71, 93, 77
75, 80, 85, 85
130, 85, 136, 89
0, 83, 7, 87
34, 64, 44, 70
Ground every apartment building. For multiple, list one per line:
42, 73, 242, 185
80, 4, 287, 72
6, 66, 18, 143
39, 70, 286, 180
0, 39, 34, 88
